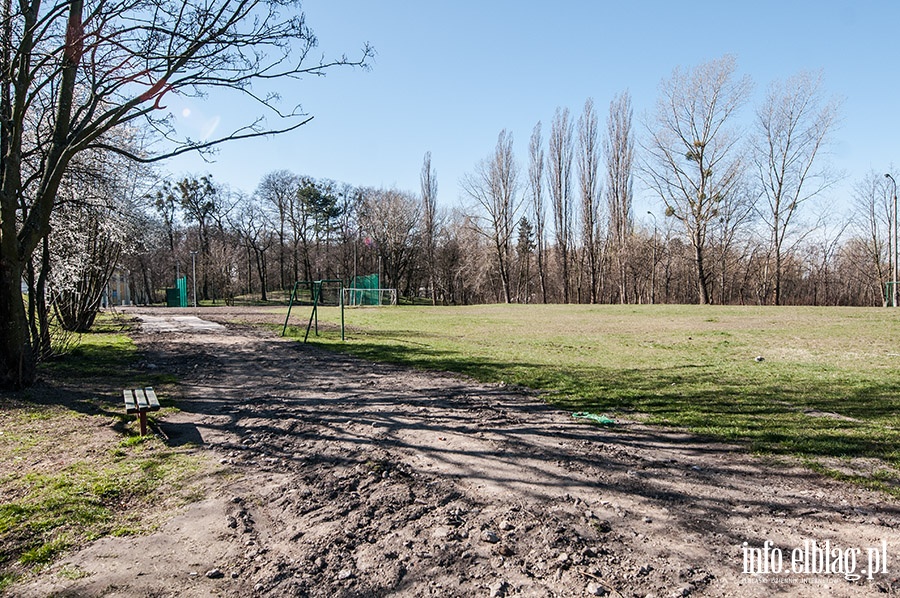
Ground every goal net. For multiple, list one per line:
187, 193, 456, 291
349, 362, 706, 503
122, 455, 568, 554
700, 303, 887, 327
343, 287, 398, 306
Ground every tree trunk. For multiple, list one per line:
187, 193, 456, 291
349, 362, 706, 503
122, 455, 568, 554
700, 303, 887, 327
35, 237, 52, 355
256, 249, 268, 302
560, 245, 570, 303
773, 250, 783, 306
246, 246, 253, 294
537, 247, 547, 303
279, 222, 286, 290
0, 254, 35, 388
695, 243, 710, 305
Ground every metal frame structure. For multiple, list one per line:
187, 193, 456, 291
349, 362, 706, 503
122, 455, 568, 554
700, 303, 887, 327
281, 279, 345, 342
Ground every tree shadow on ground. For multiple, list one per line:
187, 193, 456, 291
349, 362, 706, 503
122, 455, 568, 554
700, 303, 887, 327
132, 330, 900, 563
316, 340, 900, 468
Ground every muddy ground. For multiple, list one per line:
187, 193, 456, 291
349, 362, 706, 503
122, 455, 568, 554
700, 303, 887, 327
11, 307, 900, 597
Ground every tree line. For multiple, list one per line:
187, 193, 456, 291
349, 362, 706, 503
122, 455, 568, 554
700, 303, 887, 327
0, 0, 891, 393
121, 56, 894, 311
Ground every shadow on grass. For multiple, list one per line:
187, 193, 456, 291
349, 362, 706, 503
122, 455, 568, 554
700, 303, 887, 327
0, 337, 195, 585
42, 339, 138, 384
314, 339, 900, 469
0, 325, 182, 446
137, 326, 900, 577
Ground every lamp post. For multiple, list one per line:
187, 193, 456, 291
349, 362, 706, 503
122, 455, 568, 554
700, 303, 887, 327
886, 174, 897, 307
647, 211, 658, 305
190, 251, 198, 308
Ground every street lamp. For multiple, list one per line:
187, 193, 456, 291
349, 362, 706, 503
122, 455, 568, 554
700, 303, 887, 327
647, 211, 658, 305
190, 250, 198, 308
885, 174, 897, 307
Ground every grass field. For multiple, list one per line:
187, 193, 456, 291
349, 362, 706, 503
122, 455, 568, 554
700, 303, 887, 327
0, 315, 201, 590
289, 303, 900, 489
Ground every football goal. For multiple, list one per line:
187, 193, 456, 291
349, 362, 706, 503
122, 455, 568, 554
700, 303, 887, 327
343, 287, 398, 306
343, 273, 397, 306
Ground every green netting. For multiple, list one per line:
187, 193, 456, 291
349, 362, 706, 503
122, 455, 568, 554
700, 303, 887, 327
349, 273, 380, 306
885, 281, 900, 306
167, 277, 188, 307
176, 276, 188, 307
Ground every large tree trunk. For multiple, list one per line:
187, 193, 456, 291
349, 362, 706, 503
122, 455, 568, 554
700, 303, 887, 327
0, 255, 35, 389
0, 0, 81, 387
694, 242, 710, 305
256, 248, 268, 301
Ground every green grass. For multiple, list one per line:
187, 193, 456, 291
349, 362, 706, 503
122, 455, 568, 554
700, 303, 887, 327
41, 313, 173, 387
0, 445, 200, 572
42, 331, 137, 381
0, 314, 202, 586
296, 304, 900, 484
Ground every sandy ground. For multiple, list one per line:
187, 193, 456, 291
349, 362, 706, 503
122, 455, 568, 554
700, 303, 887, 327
11, 307, 900, 597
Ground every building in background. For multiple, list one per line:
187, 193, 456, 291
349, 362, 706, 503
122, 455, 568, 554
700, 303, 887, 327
104, 267, 131, 307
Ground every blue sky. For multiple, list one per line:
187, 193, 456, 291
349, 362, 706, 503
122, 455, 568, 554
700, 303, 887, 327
165, 1, 899, 221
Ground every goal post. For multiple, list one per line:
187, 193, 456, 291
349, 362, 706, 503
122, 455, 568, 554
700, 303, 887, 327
345, 273, 397, 306
343, 287, 398, 306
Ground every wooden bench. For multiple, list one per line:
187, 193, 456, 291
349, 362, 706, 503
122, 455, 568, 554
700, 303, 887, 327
123, 387, 160, 436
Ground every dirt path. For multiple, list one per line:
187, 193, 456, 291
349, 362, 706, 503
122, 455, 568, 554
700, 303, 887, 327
13, 311, 900, 597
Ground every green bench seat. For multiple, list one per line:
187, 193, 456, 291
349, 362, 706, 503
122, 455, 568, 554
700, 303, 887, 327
123, 387, 160, 436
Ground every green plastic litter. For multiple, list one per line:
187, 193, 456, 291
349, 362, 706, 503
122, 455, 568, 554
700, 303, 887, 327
572, 412, 616, 425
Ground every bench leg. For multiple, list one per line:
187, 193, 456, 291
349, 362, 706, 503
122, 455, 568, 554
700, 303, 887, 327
139, 411, 148, 436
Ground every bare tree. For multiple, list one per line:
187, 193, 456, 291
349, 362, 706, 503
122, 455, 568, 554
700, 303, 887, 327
605, 91, 635, 303
753, 71, 841, 305
461, 130, 521, 303
232, 194, 275, 301
528, 122, 548, 303
256, 170, 301, 290
421, 152, 438, 305
172, 176, 220, 301
709, 178, 756, 303
803, 205, 849, 306
0, 0, 372, 387
334, 182, 362, 286
548, 107, 575, 303
643, 55, 752, 304
360, 188, 421, 293
851, 171, 893, 304
577, 98, 602, 304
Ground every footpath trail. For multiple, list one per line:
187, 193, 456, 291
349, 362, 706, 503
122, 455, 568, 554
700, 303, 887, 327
13, 310, 900, 597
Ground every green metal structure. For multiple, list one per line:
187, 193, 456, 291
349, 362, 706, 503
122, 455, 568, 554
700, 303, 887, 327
166, 276, 188, 307
282, 279, 345, 342
886, 281, 900, 307
176, 276, 188, 307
